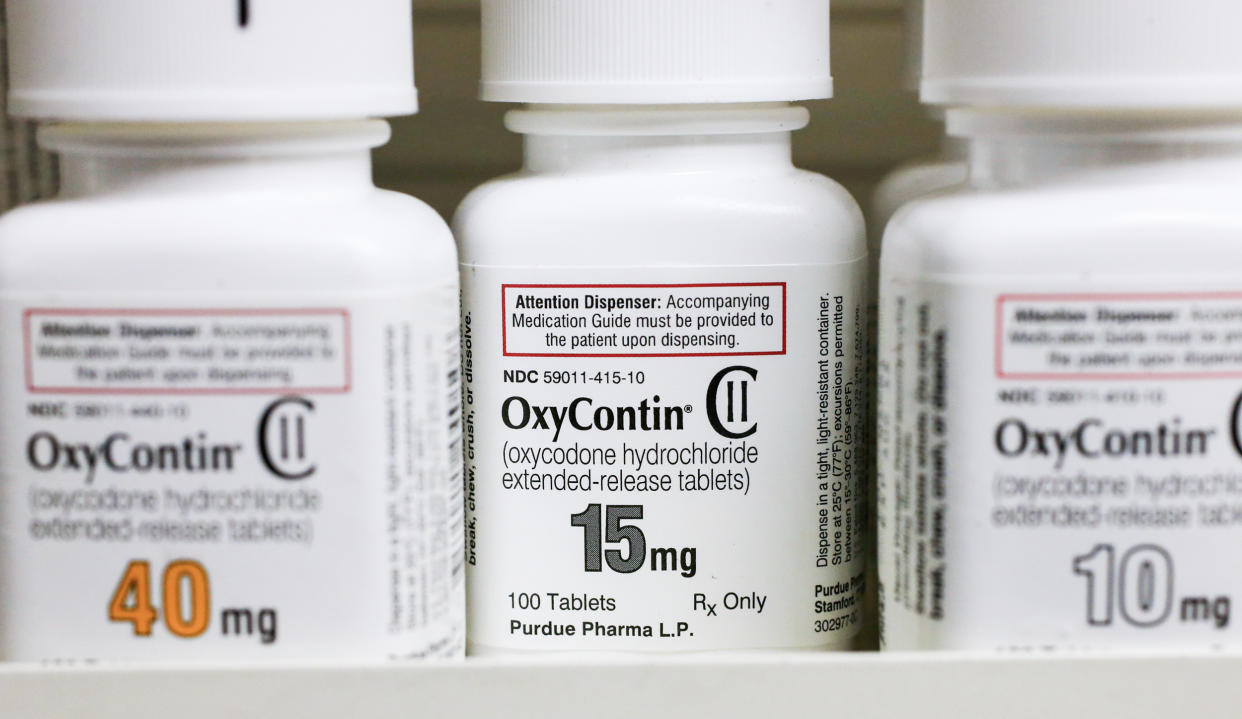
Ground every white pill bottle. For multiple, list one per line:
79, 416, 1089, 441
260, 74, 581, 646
862, 0, 964, 650
879, 0, 1242, 650
457, 0, 867, 654
0, 0, 463, 661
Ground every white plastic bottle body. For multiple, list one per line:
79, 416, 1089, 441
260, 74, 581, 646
869, 149, 968, 269
0, 123, 465, 661
877, 121, 1242, 650
457, 112, 869, 654
862, 139, 965, 650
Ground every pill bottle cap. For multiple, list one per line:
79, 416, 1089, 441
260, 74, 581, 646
922, 0, 1242, 109
6, 0, 417, 121
480, 0, 832, 104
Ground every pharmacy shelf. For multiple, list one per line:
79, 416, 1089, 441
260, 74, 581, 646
3, 653, 1242, 718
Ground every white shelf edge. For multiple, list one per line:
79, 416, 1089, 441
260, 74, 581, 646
4, 652, 1242, 719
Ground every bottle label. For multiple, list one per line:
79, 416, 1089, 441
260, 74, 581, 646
462, 263, 866, 651
878, 279, 1242, 649
0, 290, 464, 660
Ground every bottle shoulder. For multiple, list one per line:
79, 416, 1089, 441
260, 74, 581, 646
0, 186, 450, 237
871, 158, 968, 228
454, 167, 865, 267
0, 188, 457, 291
869, 156, 969, 258
882, 180, 1242, 278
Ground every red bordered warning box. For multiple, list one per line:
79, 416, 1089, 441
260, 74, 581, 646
24, 308, 352, 395
502, 283, 787, 358
996, 292, 1242, 380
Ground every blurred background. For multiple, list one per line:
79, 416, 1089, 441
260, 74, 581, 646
1, 0, 935, 220
382, 0, 936, 220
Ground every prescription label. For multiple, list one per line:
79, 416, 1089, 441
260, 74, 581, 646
0, 292, 463, 660
879, 284, 1242, 650
462, 263, 867, 652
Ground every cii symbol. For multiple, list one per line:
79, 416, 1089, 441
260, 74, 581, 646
706, 366, 758, 439
257, 397, 316, 480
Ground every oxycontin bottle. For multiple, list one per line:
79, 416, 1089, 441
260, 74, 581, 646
457, 0, 867, 654
0, 0, 463, 661
879, 0, 1242, 650
862, 0, 964, 650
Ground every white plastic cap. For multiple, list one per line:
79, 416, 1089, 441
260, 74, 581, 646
480, 0, 832, 104
6, 0, 417, 121
923, 0, 1242, 109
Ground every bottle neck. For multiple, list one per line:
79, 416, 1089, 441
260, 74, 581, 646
948, 110, 1242, 187
511, 104, 806, 173
44, 121, 388, 199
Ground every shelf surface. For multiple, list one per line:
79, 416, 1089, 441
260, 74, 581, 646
4, 652, 1242, 719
